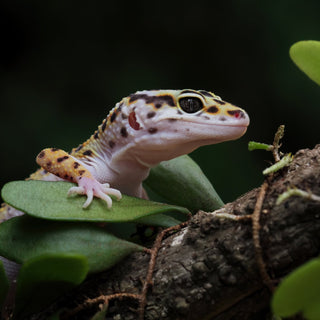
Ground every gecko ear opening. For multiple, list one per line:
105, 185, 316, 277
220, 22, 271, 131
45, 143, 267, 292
128, 111, 141, 130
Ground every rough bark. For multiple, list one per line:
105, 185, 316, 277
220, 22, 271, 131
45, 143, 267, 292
30, 145, 320, 320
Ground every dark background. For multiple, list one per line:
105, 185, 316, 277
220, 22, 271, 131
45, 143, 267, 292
1, 0, 320, 203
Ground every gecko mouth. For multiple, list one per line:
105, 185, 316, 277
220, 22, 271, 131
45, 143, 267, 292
167, 118, 250, 128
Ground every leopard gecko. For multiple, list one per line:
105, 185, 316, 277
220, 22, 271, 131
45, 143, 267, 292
1, 89, 250, 218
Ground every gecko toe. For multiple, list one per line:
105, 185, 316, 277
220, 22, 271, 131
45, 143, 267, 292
96, 190, 113, 208
82, 189, 93, 208
67, 186, 85, 196
103, 186, 122, 200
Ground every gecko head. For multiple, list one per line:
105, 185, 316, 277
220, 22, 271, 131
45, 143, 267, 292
118, 89, 249, 164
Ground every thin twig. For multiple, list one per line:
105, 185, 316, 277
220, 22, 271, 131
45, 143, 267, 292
138, 221, 190, 320
62, 292, 140, 319
252, 181, 275, 292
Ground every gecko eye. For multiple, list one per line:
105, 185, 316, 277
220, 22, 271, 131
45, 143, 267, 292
179, 97, 203, 113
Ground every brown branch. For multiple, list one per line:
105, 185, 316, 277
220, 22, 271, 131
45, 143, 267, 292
24, 145, 320, 320
138, 221, 190, 319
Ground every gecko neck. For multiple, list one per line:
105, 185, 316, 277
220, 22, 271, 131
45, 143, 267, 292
108, 156, 151, 198
107, 139, 203, 197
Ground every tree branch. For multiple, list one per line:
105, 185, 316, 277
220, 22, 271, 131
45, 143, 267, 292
30, 145, 320, 320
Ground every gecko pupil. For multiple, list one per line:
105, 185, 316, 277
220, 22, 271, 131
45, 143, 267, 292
179, 97, 203, 113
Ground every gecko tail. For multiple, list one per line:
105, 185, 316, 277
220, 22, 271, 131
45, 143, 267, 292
0, 168, 62, 223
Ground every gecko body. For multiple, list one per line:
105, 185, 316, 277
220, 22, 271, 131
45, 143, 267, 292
2, 89, 250, 215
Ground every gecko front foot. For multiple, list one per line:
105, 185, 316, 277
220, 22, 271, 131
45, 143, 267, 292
67, 177, 122, 208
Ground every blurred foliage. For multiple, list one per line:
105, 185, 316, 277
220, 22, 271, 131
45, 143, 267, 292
290, 40, 320, 86
1, 0, 320, 203
272, 258, 320, 320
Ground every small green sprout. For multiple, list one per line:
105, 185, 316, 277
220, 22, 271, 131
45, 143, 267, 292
263, 153, 293, 175
248, 141, 273, 151
277, 187, 320, 205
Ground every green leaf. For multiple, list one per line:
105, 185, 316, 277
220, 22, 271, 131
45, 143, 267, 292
272, 258, 320, 319
248, 141, 272, 151
136, 213, 183, 227
0, 215, 144, 273
290, 40, 320, 86
144, 155, 224, 213
1, 180, 189, 222
0, 260, 9, 310
14, 253, 88, 318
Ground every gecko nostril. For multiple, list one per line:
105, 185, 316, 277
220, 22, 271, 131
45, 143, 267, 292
227, 110, 245, 119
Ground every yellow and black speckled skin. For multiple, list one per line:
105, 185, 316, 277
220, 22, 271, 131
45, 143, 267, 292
1, 89, 250, 218
36, 148, 92, 182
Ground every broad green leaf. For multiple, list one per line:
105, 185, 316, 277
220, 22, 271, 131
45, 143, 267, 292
272, 258, 320, 319
304, 302, 320, 320
1, 180, 189, 222
145, 155, 224, 213
290, 40, 320, 86
136, 213, 183, 227
14, 253, 88, 318
0, 260, 9, 310
0, 215, 143, 273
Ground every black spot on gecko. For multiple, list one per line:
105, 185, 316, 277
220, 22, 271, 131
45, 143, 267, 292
94, 131, 99, 139
51, 148, 59, 152
102, 120, 107, 132
57, 155, 69, 162
214, 99, 226, 105
120, 127, 128, 138
121, 113, 128, 120
75, 145, 83, 152
109, 141, 115, 148
148, 128, 158, 134
38, 151, 45, 158
147, 112, 156, 118
129, 93, 148, 103
199, 90, 214, 97
64, 174, 69, 179
46, 161, 52, 168
78, 170, 85, 176
110, 112, 117, 123
73, 162, 80, 169
207, 106, 219, 114
83, 150, 93, 156
168, 118, 177, 122
129, 94, 175, 108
